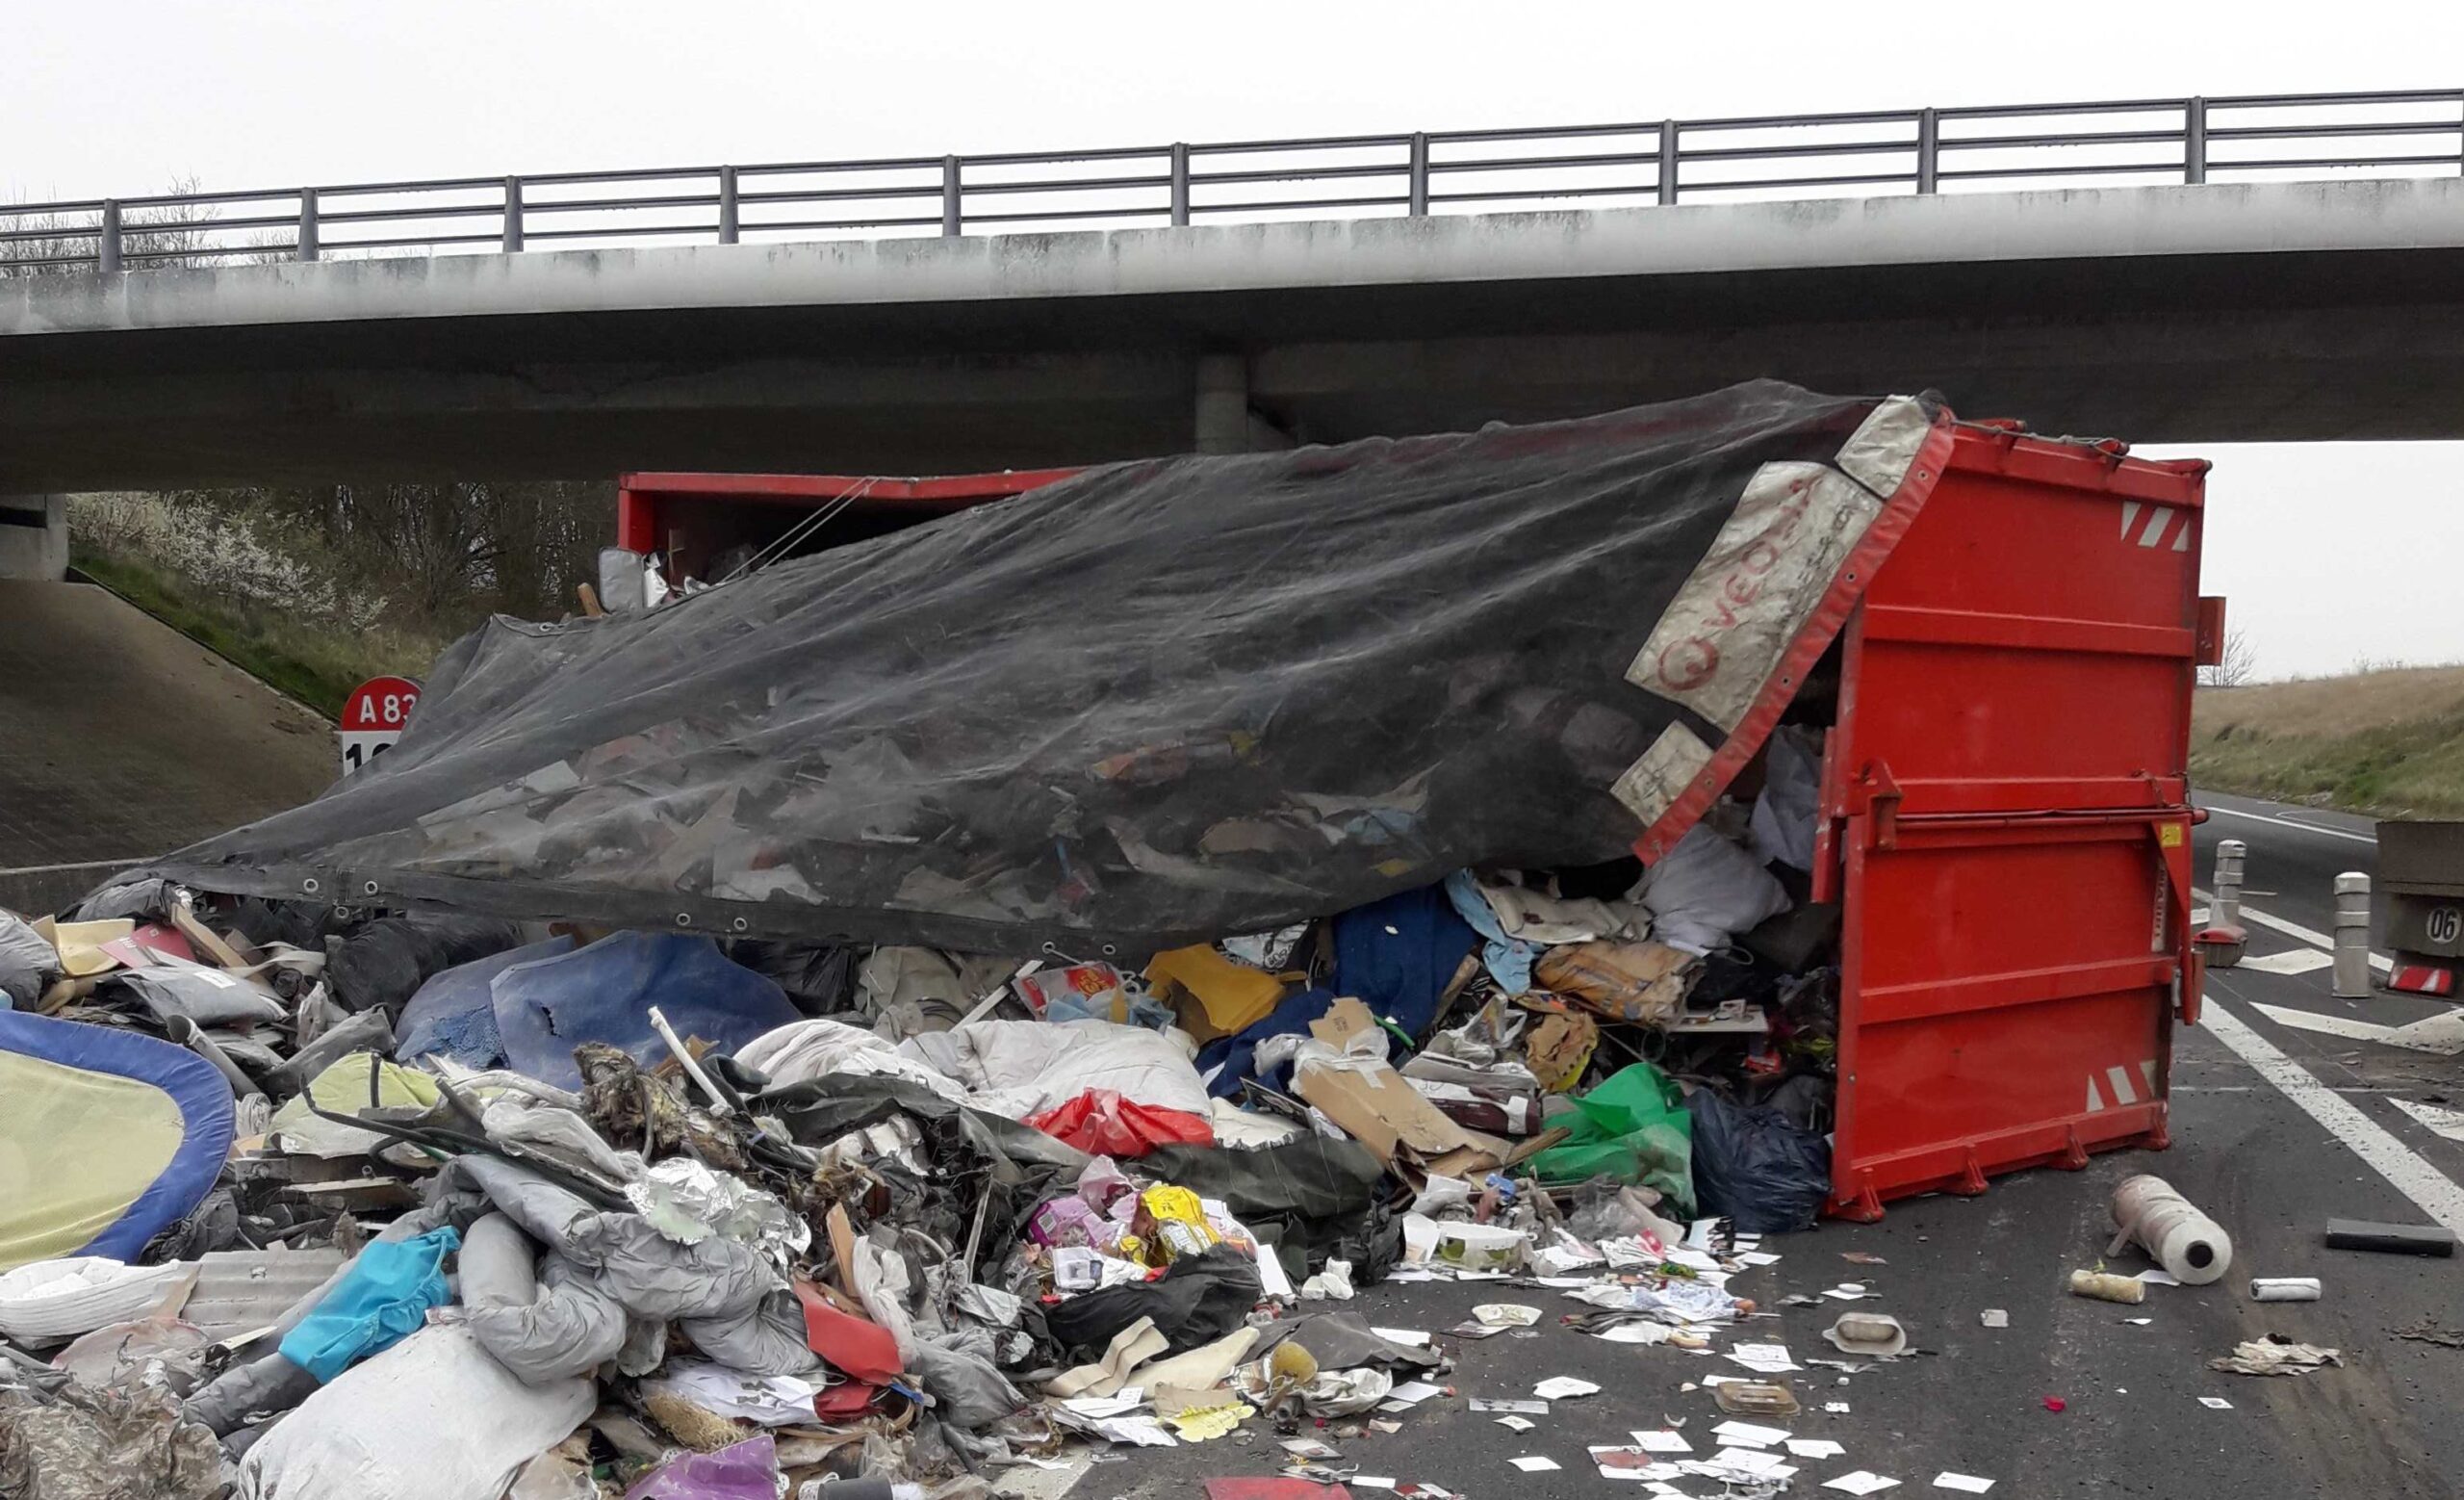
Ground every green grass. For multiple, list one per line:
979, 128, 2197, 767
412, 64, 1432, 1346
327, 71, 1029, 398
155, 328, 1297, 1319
2192, 676, 2464, 819
71, 549, 447, 719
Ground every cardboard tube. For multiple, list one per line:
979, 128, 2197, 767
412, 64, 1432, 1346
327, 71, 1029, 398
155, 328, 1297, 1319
2067, 1269, 2145, 1305
2110, 1175, 2233, 1284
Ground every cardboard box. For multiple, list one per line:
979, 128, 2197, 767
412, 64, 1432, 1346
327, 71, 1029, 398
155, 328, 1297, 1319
1292, 998, 1505, 1176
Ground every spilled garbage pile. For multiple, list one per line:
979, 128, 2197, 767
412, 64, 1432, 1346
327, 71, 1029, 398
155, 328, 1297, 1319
0, 385, 1952, 1496
0, 819, 1846, 1498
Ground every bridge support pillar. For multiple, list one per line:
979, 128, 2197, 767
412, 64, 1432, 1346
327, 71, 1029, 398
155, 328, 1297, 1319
1194, 353, 1294, 454
0, 495, 68, 581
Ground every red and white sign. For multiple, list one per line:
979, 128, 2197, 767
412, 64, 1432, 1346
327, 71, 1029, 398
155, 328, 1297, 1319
339, 676, 422, 775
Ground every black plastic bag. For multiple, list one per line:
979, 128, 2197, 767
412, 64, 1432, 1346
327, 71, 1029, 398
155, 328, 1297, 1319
324, 915, 526, 1015
1042, 1245, 1263, 1359
1141, 1135, 1398, 1282
1685, 1087, 1831, 1234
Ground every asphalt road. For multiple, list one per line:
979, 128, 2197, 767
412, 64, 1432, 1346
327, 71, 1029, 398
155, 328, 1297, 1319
1068, 795, 2464, 1500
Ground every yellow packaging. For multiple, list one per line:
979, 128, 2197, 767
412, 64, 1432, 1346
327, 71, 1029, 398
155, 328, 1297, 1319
1131, 1185, 1220, 1266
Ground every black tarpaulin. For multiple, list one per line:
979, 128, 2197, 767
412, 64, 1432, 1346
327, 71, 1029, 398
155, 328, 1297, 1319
138, 381, 1944, 952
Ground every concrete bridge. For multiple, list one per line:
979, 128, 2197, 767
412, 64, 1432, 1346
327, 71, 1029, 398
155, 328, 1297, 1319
8, 89, 2464, 572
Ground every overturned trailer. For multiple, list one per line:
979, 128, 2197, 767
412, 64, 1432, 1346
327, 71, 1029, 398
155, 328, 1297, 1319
135, 381, 2220, 1217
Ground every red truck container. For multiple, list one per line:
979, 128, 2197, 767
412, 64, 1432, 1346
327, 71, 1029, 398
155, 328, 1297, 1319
619, 420, 2220, 1220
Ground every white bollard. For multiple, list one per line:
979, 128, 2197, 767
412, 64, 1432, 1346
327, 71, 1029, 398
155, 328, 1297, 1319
2211, 839, 2246, 929
2333, 871, 2374, 999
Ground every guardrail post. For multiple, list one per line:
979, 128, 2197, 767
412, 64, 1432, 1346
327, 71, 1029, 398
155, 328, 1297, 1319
1917, 107, 1939, 194
296, 188, 320, 263
503, 176, 525, 251
941, 156, 962, 237
2211, 839, 2246, 929
2332, 872, 2374, 997
2185, 97, 2207, 185
1170, 143, 1192, 227
1657, 120, 1681, 204
1408, 133, 1430, 217
718, 167, 739, 245
97, 199, 121, 273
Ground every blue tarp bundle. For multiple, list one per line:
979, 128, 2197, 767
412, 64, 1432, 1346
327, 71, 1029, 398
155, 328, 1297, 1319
492, 930, 802, 1091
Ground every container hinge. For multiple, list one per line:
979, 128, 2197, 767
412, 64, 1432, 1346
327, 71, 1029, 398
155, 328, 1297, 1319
1848, 761, 1905, 849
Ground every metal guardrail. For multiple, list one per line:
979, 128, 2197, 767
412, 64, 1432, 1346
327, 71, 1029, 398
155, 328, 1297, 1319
4, 89, 2461, 274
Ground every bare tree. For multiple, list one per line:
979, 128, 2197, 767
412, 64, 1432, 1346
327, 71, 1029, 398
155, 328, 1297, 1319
2200, 627, 2256, 687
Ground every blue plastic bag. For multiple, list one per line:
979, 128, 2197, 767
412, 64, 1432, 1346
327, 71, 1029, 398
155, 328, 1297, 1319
279, 1226, 459, 1382
491, 931, 802, 1091
395, 934, 576, 1068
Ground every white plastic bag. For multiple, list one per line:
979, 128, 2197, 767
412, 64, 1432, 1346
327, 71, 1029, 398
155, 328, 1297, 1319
236, 1326, 594, 1500
0, 1256, 193, 1342
1636, 823, 1791, 953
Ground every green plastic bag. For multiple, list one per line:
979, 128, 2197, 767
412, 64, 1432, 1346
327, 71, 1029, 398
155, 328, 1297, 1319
1527, 1061, 1694, 1216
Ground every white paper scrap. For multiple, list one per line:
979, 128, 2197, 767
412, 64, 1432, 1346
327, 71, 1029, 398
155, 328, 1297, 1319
1353, 1480, 1399, 1491
1711, 1449, 1791, 1478
1932, 1475, 1995, 1493
2124, 1317, 2152, 1326
1373, 1327, 1435, 1347
1738, 1252, 1784, 1266
1634, 1430, 1694, 1454
1824, 1402, 1852, 1413
1726, 1342, 1801, 1373
1387, 1381, 1446, 1405
2137, 1270, 2184, 1287
2199, 1396, 2234, 1409
1824, 1473, 1903, 1495
1788, 1439, 1847, 1459
1510, 1456, 1561, 1473
1534, 1376, 1602, 1400
1711, 1421, 1793, 1448
1496, 1415, 1536, 1433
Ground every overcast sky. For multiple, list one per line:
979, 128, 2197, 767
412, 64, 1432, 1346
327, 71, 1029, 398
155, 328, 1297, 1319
10, 1, 2463, 678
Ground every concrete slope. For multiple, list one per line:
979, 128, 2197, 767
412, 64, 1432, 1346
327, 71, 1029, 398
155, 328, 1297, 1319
0, 581, 336, 914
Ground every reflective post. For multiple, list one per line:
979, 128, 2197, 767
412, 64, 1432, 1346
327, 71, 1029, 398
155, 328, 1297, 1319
941, 155, 962, 237
297, 188, 320, 263
97, 199, 121, 273
2333, 871, 2373, 998
503, 176, 525, 252
1169, 143, 1191, 226
2186, 97, 2208, 185
2211, 839, 2246, 930
1917, 107, 1939, 194
1407, 133, 1429, 217
1657, 120, 1681, 204
718, 166, 739, 245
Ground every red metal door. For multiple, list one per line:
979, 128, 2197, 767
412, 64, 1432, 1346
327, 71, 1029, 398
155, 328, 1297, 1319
1823, 427, 2208, 1218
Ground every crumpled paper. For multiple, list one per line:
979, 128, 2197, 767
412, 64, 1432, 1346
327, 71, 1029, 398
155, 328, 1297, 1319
2208, 1337, 2341, 1376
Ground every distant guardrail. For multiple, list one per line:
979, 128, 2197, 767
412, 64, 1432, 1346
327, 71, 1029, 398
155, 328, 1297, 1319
4, 88, 2460, 274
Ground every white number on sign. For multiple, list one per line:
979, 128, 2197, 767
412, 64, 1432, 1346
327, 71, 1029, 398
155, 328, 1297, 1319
2430, 907, 2462, 945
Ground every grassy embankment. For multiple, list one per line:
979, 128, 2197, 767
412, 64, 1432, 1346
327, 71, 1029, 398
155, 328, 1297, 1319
70, 549, 446, 719
2193, 664, 2464, 819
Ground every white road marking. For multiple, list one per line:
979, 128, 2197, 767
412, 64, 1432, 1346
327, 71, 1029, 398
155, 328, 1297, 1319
2239, 947, 2333, 976
2392, 1098, 2464, 1144
2202, 805, 2378, 845
2200, 999, 2464, 1235
2247, 1000, 2464, 1056
2194, 890, 2393, 973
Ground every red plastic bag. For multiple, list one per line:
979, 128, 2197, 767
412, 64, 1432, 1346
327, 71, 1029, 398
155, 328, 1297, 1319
1027, 1089, 1215, 1156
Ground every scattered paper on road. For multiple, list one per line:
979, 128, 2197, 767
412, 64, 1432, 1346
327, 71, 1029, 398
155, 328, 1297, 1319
1373, 1327, 1434, 1347
1824, 1472, 1902, 1495
1590, 1447, 1683, 1481
1535, 1376, 1602, 1400
1496, 1415, 1536, 1433
1979, 1309, 2008, 1329
1711, 1421, 1793, 1448
1824, 1402, 1852, 1413
1633, 1430, 1694, 1454
1738, 1251, 1784, 1267
1727, 1343, 1801, 1373
1471, 1398, 1550, 1414
1932, 1475, 1994, 1493
1387, 1381, 1448, 1405
2199, 1396, 2234, 1409
1509, 1456, 1561, 1472
1788, 1439, 1847, 1459
1352, 1481, 1398, 1492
